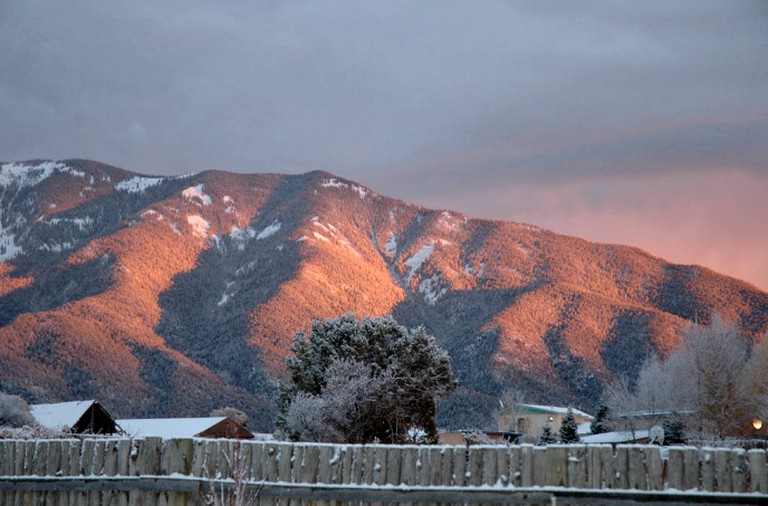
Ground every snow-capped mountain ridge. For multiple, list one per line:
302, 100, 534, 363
1, 159, 766, 430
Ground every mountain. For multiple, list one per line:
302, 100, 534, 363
2, 159, 767, 430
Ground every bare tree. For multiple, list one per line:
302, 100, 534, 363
496, 387, 527, 432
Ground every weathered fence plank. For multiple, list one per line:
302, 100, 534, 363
715, 448, 732, 492
749, 449, 768, 493
543, 446, 567, 487
700, 448, 716, 492
567, 445, 587, 488
732, 449, 747, 493
646, 445, 664, 490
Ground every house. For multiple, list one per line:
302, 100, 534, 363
117, 417, 254, 439
497, 403, 593, 442
30, 400, 118, 434
439, 430, 522, 446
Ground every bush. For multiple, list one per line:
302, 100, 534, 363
0, 393, 35, 428
276, 314, 456, 444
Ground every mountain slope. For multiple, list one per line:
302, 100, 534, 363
1, 159, 766, 430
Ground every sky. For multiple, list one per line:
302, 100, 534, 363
1, 1, 767, 290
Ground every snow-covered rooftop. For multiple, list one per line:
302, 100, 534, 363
117, 417, 229, 439
30, 400, 95, 429
580, 429, 651, 444
517, 403, 594, 420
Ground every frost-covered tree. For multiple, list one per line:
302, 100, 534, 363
0, 392, 35, 428
745, 332, 768, 424
559, 408, 580, 443
538, 422, 556, 446
276, 314, 456, 444
210, 407, 249, 427
667, 316, 750, 437
606, 315, 754, 439
590, 404, 612, 435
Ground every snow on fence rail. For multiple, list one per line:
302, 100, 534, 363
0, 438, 767, 505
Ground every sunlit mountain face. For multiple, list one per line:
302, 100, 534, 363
2, 159, 767, 430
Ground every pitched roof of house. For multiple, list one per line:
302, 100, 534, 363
117, 417, 235, 438
30, 400, 96, 429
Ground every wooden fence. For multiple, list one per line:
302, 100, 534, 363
1, 438, 767, 505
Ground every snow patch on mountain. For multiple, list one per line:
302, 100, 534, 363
229, 225, 258, 250
352, 185, 368, 199
419, 274, 447, 305
182, 184, 212, 206
321, 178, 348, 189
46, 216, 95, 232
385, 233, 397, 256
0, 227, 23, 261
405, 243, 434, 280
257, 221, 281, 239
116, 176, 165, 193
0, 161, 67, 188
140, 209, 163, 221
218, 281, 236, 306
38, 241, 75, 253
312, 232, 330, 243
186, 215, 210, 237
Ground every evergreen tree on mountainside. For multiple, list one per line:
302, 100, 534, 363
590, 404, 612, 434
559, 408, 580, 443
275, 314, 456, 444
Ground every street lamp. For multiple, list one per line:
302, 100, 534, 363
754, 419, 766, 449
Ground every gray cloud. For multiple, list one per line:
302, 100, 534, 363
1, 0, 767, 286
3, 1, 765, 176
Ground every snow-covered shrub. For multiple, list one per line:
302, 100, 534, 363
0, 392, 35, 428
276, 314, 456, 444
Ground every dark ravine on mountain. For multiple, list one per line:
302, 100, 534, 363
1, 159, 767, 431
